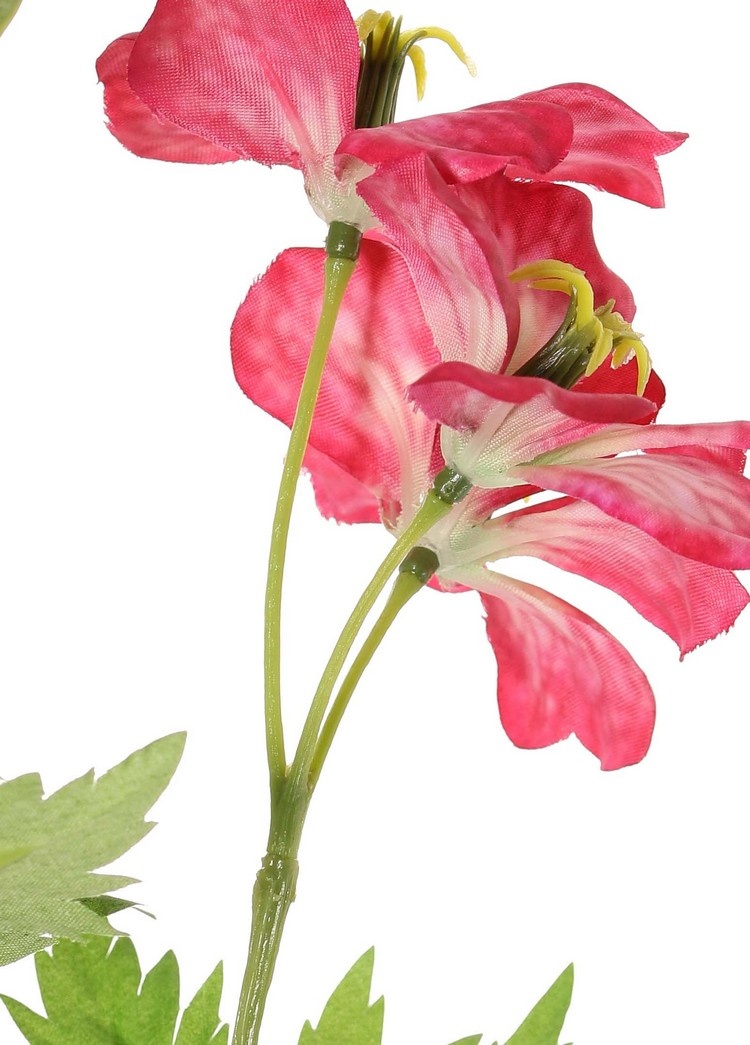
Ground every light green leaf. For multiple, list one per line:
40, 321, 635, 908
0, 0, 23, 37
0, 936, 228, 1044
176, 963, 229, 1045
0, 732, 186, 965
447, 1036, 485, 1044
503, 965, 574, 1045
299, 948, 384, 1045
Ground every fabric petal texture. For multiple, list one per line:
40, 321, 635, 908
461, 567, 657, 770
451, 498, 750, 657
97, 35, 241, 163
231, 241, 440, 527
504, 83, 687, 206
126, 0, 360, 170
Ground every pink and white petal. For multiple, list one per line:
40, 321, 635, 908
231, 240, 439, 519
409, 363, 656, 474
545, 418, 750, 462
646, 443, 747, 473
514, 455, 750, 569
458, 566, 655, 769
356, 155, 513, 371
303, 445, 381, 524
337, 98, 574, 184
505, 84, 687, 207
97, 35, 241, 163
467, 498, 750, 656
127, 0, 359, 171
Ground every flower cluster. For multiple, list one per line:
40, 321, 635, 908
100, 1, 749, 770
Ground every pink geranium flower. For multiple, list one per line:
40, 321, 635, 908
232, 156, 749, 769
96, 0, 685, 224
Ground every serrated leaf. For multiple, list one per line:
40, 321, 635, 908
0, 936, 228, 1044
0, 732, 185, 965
0, 0, 23, 36
299, 948, 384, 1045
447, 1036, 484, 1044
503, 965, 574, 1045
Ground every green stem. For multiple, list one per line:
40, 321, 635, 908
232, 502, 447, 1045
262, 224, 361, 789
309, 546, 439, 791
287, 491, 452, 796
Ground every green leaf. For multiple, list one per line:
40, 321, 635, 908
0, 0, 23, 37
447, 1037, 485, 1044
503, 965, 574, 1045
176, 963, 229, 1045
299, 948, 384, 1045
0, 732, 186, 965
0, 936, 228, 1044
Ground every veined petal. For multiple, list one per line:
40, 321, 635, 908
456, 566, 655, 769
127, 0, 360, 173
337, 97, 574, 183
451, 498, 749, 657
514, 455, 750, 569
231, 241, 439, 526
537, 419, 750, 463
505, 83, 687, 207
356, 155, 511, 371
408, 363, 655, 481
97, 35, 241, 163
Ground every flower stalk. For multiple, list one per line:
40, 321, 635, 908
263, 222, 362, 791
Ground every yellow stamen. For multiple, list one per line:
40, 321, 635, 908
356, 9, 476, 104
511, 260, 652, 395
406, 43, 427, 100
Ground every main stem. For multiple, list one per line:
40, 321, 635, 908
262, 223, 361, 790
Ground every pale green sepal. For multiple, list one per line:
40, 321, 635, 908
1, 936, 227, 1044
0, 732, 186, 965
503, 964, 574, 1045
0, 0, 23, 37
175, 963, 229, 1044
299, 948, 384, 1045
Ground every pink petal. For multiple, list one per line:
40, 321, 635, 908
127, 0, 359, 171
465, 567, 655, 769
505, 84, 687, 207
231, 241, 439, 525
97, 35, 241, 163
579, 361, 666, 411
486, 498, 750, 656
337, 98, 574, 183
452, 178, 637, 372
303, 445, 381, 524
515, 455, 750, 569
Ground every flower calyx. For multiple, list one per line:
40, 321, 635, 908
355, 9, 476, 128
511, 260, 652, 395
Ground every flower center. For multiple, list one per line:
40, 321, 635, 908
510, 260, 652, 395
354, 8, 475, 128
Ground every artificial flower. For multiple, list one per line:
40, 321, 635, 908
232, 158, 748, 769
96, 0, 684, 225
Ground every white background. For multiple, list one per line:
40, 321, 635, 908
1, 2, 748, 1042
